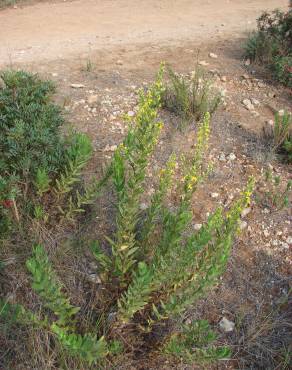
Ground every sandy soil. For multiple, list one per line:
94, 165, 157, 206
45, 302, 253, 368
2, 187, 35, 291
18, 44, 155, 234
0, 0, 288, 66
0, 1, 291, 369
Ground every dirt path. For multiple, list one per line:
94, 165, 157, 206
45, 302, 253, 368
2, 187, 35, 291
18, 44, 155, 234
0, 0, 288, 67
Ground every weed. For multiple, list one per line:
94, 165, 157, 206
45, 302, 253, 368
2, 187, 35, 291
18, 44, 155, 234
256, 169, 291, 210
263, 111, 292, 163
162, 65, 221, 128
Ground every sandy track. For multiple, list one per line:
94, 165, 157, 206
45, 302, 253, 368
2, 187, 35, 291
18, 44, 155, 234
0, 0, 288, 66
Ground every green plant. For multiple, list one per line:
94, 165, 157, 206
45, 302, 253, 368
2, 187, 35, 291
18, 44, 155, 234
162, 65, 221, 128
257, 169, 291, 210
0, 70, 95, 226
245, 10, 292, 87
164, 319, 231, 364
1, 67, 254, 367
264, 111, 292, 163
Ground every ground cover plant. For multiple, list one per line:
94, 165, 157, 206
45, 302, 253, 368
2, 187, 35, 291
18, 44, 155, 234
162, 65, 221, 128
245, 9, 292, 87
0, 67, 255, 368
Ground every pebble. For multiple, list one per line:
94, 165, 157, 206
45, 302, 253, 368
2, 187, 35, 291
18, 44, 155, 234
219, 153, 226, 161
88, 273, 101, 284
278, 109, 285, 116
219, 317, 235, 332
244, 59, 251, 66
228, 153, 236, 161
251, 98, 260, 106
140, 203, 148, 211
199, 60, 209, 66
194, 223, 202, 231
286, 236, 292, 245
71, 83, 85, 88
239, 220, 248, 230
87, 95, 98, 105
116, 60, 123, 65
127, 110, 135, 117
263, 229, 270, 238
210, 192, 219, 199
209, 52, 218, 59
241, 207, 251, 218
221, 76, 227, 82
242, 98, 254, 111
103, 144, 117, 152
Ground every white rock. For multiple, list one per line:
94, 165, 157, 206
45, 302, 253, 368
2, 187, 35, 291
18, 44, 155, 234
87, 95, 98, 105
278, 109, 285, 117
210, 192, 219, 199
242, 99, 254, 111
88, 273, 101, 284
127, 110, 135, 117
71, 83, 85, 88
194, 223, 202, 231
245, 59, 251, 66
239, 220, 248, 230
140, 203, 148, 211
263, 229, 270, 238
103, 144, 117, 152
286, 236, 292, 245
251, 98, 260, 106
241, 207, 251, 218
221, 76, 227, 82
219, 317, 235, 332
199, 60, 209, 66
209, 53, 218, 59
228, 153, 236, 161
219, 153, 226, 161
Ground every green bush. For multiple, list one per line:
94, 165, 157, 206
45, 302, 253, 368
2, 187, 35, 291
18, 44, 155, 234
0, 70, 94, 231
0, 67, 254, 368
245, 9, 292, 87
162, 66, 221, 128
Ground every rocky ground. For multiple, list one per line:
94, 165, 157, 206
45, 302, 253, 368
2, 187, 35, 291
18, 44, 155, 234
0, 1, 291, 368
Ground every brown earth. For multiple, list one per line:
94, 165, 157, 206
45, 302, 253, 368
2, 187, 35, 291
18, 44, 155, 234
0, 1, 291, 369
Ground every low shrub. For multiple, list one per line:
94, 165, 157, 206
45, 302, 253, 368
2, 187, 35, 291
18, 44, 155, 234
0, 70, 95, 232
162, 65, 221, 128
0, 67, 254, 368
245, 9, 292, 87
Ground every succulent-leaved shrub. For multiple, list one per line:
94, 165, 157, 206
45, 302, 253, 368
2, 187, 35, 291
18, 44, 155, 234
1, 67, 254, 367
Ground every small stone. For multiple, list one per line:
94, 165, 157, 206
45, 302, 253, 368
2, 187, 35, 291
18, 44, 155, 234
286, 236, 292, 245
228, 153, 236, 161
219, 317, 235, 332
71, 83, 85, 88
219, 153, 226, 161
88, 273, 101, 284
199, 60, 209, 66
209, 52, 218, 59
221, 76, 227, 82
51, 72, 58, 77
127, 110, 135, 117
278, 109, 285, 117
210, 192, 219, 199
194, 223, 202, 231
87, 95, 98, 105
251, 98, 260, 106
103, 144, 117, 152
140, 203, 148, 211
245, 59, 251, 66
116, 60, 123, 65
242, 74, 250, 80
268, 92, 275, 98
242, 99, 254, 111
241, 207, 251, 218
263, 229, 270, 238
239, 220, 248, 230
267, 119, 274, 127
